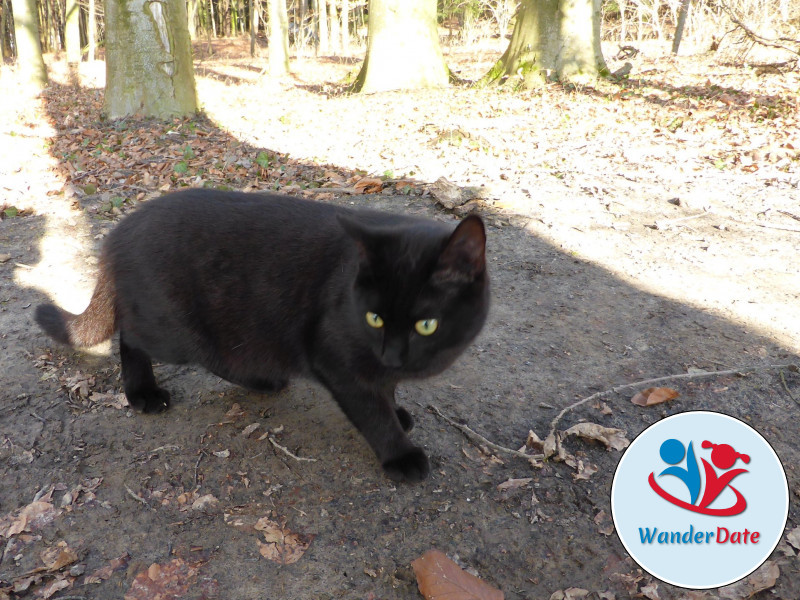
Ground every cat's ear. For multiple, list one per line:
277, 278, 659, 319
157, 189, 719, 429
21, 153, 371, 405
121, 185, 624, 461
433, 215, 486, 283
337, 214, 373, 260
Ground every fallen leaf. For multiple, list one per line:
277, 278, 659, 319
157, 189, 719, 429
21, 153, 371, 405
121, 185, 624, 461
640, 581, 661, 600
412, 549, 503, 600
83, 552, 130, 584
191, 494, 220, 512
124, 558, 205, 600
563, 423, 630, 452
631, 387, 679, 406
718, 560, 779, 599
0, 501, 61, 538
36, 577, 71, 599
594, 510, 615, 536
786, 525, 800, 551
497, 478, 533, 491
520, 430, 545, 452
242, 422, 260, 437
550, 588, 589, 600
354, 177, 383, 194
222, 403, 245, 422
255, 518, 314, 565
40, 541, 79, 571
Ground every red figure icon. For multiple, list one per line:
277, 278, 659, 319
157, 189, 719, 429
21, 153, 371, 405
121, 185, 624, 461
697, 441, 749, 512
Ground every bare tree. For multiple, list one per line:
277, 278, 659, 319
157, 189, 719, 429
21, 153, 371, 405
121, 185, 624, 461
104, 0, 197, 118
10, 0, 48, 87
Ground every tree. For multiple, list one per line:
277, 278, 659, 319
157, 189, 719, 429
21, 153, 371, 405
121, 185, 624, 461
65, 0, 81, 65
480, 0, 608, 88
353, 0, 448, 93
268, 0, 289, 75
10, 0, 48, 87
104, 0, 197, 118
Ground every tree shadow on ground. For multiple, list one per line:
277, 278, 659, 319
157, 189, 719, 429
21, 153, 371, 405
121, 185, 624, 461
1, 77, 798, 600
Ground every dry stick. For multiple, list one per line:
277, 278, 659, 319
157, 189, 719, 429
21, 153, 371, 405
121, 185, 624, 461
427, 403, 544, 461
780, 371, 800, 407
268, 436, 317, 463
547, 363, 799, 439
124, 485, 155, 511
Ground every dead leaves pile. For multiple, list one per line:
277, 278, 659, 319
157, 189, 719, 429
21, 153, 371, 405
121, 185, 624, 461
224, 513, 314, 565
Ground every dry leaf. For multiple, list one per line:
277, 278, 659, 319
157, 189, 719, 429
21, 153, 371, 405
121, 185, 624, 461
550, 588, 589, 600
631, 387, 679, 406
718, 561, 779, 599
191, 494, 220, 512
786, 525, 800, 551
222, 403, 245, 422
255, 518, 313, 565
563, 423, 630, 452
412, 549, 503, 600
497, 478, 533, 491
124, 558, 205, 600
594, 510, 615, 536
83, 552, 130, 584
354, 177, 383, 194
36, 577, 71, 599
640, 581, 661, 600
0, 501, 61, 538
40, 541, 78, 571
521, 430, 545, 452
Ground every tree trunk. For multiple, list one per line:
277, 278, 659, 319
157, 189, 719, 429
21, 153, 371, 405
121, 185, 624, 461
0, 0, 9, 61
328, 0, 339, 54
340, 0, 348, 55
187, 0, 197, 39
317, 0, 328, 53
87, 0, 96, 60
250, 0, 256, 55
353, 0, 448, 93
10, 0, 48, 87
671, 0, 691, 55
268, 0, 289, 76
479, 0, 607, 88
104, 0, 197, 118
65, 0, 81, 64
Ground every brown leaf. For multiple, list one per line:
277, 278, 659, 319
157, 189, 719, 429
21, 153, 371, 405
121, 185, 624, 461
718, 561, 779, 599
124, 558, 204, 600
255, 519, 313, 565
631, 387, 679, 407
594, 510, 615, 536
354, 177, 383, 194
787, 526, 800, 551
40, 541, 78, 571
496, 478, 533, 491
412, 549, 503, 600
563, 423, 630, 452
36, 577, 71, 599
0, 501, 61, 538
83, 552, 130, 584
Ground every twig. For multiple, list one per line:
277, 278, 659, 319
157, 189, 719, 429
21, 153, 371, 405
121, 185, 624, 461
548, 363, 798, 438
780, 371, 800, 408
194, 451, 205, 487
755, 223, 800, 234
125, 485, 155, 511
268, 437, 317, 462
427, 404, 543, 461
718, 1, 800, 56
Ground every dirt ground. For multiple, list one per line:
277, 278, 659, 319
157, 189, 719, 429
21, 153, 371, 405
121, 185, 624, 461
1, 38, 800, 600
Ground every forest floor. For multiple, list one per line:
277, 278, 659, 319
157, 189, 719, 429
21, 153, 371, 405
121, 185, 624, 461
1, 37, 800, 600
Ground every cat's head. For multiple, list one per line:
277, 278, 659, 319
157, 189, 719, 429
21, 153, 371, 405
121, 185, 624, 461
339, 213, 489, 379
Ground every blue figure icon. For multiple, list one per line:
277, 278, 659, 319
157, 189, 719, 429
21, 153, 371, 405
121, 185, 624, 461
659, 439, 701, 505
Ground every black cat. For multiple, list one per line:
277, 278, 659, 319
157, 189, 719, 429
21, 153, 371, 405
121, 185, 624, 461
35, 189, 489, 482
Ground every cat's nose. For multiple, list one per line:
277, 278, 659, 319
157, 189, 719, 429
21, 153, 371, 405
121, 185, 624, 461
381, 338, 405, 368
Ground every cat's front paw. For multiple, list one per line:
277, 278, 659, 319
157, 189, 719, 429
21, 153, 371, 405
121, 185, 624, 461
127, 387, 171, 414
382, 447, 430, 483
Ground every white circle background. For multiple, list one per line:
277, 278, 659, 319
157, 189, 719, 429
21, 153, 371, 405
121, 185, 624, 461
611, 411, 788, 589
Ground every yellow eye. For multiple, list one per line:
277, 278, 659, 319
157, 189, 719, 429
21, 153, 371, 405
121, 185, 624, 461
415, 319, 439, 336
366, 312, 384, 328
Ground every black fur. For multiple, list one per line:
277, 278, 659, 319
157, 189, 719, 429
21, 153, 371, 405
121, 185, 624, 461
36, 189, 490, 482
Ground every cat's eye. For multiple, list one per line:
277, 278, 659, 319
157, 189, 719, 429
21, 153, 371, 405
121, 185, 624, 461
415, 319, 439, 336
366, 312, 384, 328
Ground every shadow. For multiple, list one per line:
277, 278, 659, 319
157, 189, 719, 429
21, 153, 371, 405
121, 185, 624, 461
2, 67, 798, 600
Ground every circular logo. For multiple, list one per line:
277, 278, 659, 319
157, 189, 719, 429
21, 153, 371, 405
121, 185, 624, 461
611, 411, 788, 589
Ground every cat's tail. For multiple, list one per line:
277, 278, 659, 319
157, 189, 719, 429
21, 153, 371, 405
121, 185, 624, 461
35, 260, 116, 347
